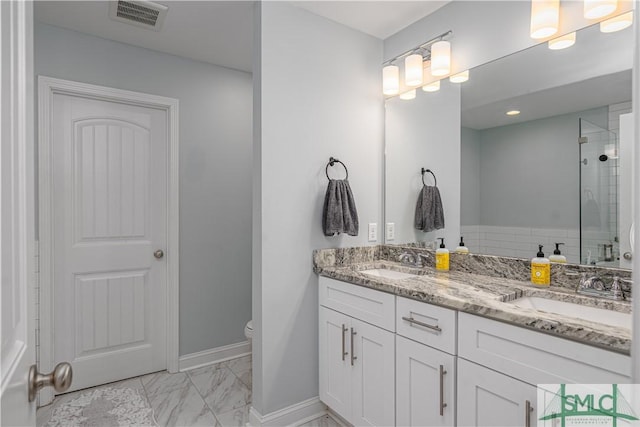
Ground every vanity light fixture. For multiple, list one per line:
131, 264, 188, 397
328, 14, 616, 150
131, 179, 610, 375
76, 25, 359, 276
422, 80, 441, 92
584, 0, 617, 19
506, 110, 521, 116
382, 65, 400, 95
381, 30, 452, 97
430, 41, 451, 76
405, 54, 424, 87
600, 11, 633, 32
530, 0, 560, 39
449, 70, 469, 83
399, 89, 417, 100
548, 32, 576, 49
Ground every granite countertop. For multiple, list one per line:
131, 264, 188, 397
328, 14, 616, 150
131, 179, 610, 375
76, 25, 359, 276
316, 260, 632, 354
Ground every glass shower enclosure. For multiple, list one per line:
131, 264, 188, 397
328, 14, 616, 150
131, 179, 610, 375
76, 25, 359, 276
579, 118, 619, 266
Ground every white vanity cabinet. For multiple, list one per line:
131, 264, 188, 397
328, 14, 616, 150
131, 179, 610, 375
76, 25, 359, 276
319, 278, 395, 426
395, 296, 456, 427
457, 358, 537, 427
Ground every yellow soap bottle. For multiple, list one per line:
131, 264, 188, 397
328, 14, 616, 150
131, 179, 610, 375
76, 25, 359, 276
531, 245, 550, 286
436, 238, 450, 271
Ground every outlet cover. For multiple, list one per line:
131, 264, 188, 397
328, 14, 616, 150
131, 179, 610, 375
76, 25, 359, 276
368, 223, 377, 242
386, 223, 395, 240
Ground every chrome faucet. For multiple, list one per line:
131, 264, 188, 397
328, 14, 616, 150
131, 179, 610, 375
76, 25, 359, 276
399, 250, 429, 268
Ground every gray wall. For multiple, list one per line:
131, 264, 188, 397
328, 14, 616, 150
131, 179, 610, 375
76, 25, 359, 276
461, 107, 608, 229
385, 82, 461, 246
253, 2, 383, 415
35, 23, 253, 356
460, 127, 480, 226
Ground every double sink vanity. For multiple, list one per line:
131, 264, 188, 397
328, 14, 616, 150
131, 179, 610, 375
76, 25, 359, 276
314, 245, 632, 427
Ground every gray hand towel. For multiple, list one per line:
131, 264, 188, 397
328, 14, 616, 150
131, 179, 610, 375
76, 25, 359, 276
414, 185, 445, 232
323, 179, 359, 236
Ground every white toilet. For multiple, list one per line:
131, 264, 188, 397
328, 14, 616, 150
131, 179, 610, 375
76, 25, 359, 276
244, 320, 253, 347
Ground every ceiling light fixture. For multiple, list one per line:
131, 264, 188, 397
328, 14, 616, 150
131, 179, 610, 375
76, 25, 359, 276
449, 70, 469, 83
506, 110, 521, 116
530, 0, 560, 39
422, 80, 441, 92
548, 32, 576, 49
600, 11, 633, 32
399, 89, 417, 100
584, 0, 617, 19
382, 65, 400, 95
381, 30, 452, 98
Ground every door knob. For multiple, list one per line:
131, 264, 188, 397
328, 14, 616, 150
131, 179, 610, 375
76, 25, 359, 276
154, 249, 164, 259
623, 252, 632, 260
28, 362, 72, 402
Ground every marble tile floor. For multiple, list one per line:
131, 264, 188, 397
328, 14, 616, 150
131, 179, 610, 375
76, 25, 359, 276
37, 355, 338, 427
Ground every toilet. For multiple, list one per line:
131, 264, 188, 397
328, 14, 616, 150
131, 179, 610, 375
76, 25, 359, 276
244, 320, 253, 346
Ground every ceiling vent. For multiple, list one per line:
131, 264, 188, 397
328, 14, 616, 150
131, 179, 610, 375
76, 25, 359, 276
109, 0, 168, 31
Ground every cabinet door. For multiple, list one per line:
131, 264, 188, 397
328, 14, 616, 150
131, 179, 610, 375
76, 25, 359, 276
457, 358, 537, 427
319, 307, 352, 421
396, 336, 455, 427
351, 318, 395, 427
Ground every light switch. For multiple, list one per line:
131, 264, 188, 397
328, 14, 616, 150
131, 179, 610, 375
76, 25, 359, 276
368, 223, 377, 242
386, 223, 395, 241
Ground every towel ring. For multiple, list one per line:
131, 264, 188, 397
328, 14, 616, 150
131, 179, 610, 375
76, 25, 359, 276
326, 157, 349, 180
421, 168, 437, 186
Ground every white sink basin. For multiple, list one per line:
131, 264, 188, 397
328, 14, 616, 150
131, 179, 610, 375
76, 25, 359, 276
360, 269, 417, 280
509, 296, 631, 329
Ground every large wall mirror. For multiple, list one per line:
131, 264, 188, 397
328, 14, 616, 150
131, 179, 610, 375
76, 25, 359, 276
384, 19, 634, 269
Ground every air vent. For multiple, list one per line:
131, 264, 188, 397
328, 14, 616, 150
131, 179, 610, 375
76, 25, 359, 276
109, 0, 168, 31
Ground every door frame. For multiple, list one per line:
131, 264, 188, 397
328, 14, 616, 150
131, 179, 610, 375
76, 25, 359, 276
37, 76, 179, 404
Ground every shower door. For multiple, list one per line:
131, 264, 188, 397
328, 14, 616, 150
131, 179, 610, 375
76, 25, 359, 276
579, 118, 619, 266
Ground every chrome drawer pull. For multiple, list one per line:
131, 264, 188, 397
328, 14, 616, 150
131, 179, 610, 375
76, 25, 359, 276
350, 328, 357, 366
525, 400, 534, 427
402, 316, 442, 332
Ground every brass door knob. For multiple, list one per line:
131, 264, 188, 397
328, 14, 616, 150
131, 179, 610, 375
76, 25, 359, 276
28, 362, 73, 402
154, 249, 164, 259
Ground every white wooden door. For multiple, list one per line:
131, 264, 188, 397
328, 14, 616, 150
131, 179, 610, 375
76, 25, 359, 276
1, 1, 36, 425
319, 307, 352, 421
396, 336, 455, 427
457, 358, 537, 427
351, 318, 395, 427
49, 90, 168, 392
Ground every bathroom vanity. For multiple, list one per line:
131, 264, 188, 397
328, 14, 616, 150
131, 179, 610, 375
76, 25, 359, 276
315, 247, 631, 427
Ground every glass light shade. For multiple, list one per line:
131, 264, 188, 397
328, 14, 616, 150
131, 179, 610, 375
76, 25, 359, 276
548, 32, 576, 50
449, 70, 469, 83
600, 11, 633, 32
530, 0, 560, 39
430, 41, 451, 76
405, 54, 424, 87
399, 89, 416, 100
422, 80, 441, 92
382, 65, 400, 95
584, 0, 617, 19
506, 110, 521, 116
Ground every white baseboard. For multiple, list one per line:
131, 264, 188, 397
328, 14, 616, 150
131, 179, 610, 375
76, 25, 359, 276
179, 341, 251, 372
248, 397, 327, 427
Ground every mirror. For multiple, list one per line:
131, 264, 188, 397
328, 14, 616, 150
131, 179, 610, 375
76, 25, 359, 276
384, 19, 634, 269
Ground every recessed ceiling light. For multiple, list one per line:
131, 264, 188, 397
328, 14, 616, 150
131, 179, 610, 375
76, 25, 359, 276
506, 110, 521, 116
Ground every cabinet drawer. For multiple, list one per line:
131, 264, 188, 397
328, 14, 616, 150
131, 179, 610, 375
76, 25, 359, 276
458, 312, 631, 385
319, 277, 395, 331
396, 297, 456, 354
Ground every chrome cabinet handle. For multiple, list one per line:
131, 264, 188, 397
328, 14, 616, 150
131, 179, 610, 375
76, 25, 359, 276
350, 328, 357, 366
525, 400, 534, 427
28, 363, 73, 402
402, 316, 442, 333
154, 249, 164, 259
439, 365, 447, 416
341, 324, 348, 361
623, 252, 632, 260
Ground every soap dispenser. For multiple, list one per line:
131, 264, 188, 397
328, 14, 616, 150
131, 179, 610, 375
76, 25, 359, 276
455, 236, 469, 254
549, 243, 567, 263
436, 238, 450, 271
531, 245, 550, 286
